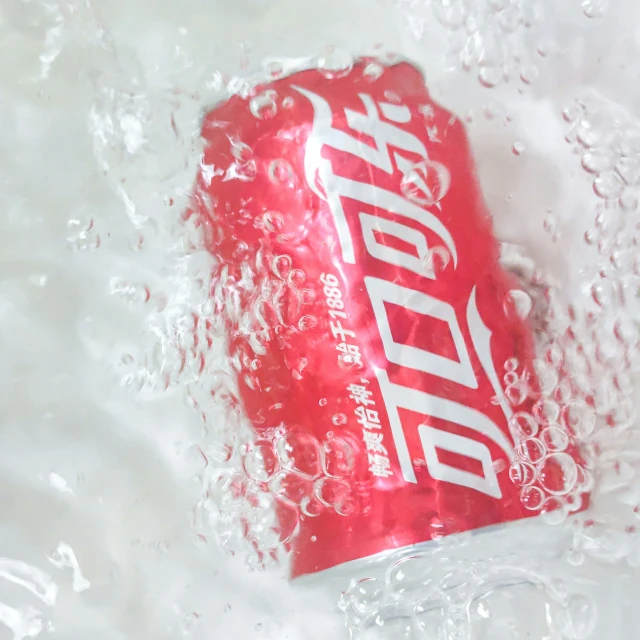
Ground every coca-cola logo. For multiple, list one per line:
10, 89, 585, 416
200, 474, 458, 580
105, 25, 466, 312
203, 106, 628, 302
293, 84, 516, 499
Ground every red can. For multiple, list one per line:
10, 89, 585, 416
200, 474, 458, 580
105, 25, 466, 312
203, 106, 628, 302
192, 57, 584, 578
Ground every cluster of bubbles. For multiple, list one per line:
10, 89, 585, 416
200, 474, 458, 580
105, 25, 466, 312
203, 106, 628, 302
339, 553, 597, 639
430, 0, 548, 88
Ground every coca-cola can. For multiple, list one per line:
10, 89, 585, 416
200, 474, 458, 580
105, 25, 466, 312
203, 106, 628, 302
191, 56, 586, 578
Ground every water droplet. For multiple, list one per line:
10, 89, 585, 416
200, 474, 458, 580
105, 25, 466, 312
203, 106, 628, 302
541, 426, 569, 452
509, 412, 539, 439
317, 49, 354, 79
400, 159, 451, 206
503, 290, 532, 320
512, 140, 525, 156
521, 486, 544, 510
509, 461, 536, 486
249, 90, 278, 120
518, 437, 546, 463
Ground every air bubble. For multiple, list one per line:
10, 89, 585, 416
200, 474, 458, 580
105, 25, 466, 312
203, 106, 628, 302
541, 426, 569, 452
518, 437, 546, 463
594, 172, 623, 200
561, 401, 596, 440
331, 413, 347, 426
268, 159, 295, 186
533, 399, 560, 425
242, 442, 279, 483
317, 49, 354, 79
275, 433, 321, 477
505, 382, 528, 406
400, 159, 451, 206
348, 578, 384, 613
620, 191, 639, 212
541, 496, 569, 525
503, 289, 532, 320
478, 65, 504, 88
314, 476, 351, 508
249, 90, 278, 120
582, 0, 608, 18
521, 486, 544, 510
423, 246, 450, 275
538, 453, 578, 496
504, 357, 519, 372
363, 62, 384, 81
582, 150, 614, 174
298, 315, 317, 331
512, 141, 525, 156
509, 412, 539, 439
323, 437, 356, 477
509, 461, 536, 486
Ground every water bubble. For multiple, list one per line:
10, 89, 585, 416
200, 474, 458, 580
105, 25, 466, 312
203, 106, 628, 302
518, 437, 546, 463
504, 357, 519, 372
619, 191, 639, 212
348, 578, 384, 614
242, 442, 279, 483
561, 402, 596, 440
582, 150, 614, 174
331, 413, 348, 426
479, 65, 504, 88
512, 141, 525, 156
509, 412, 539, 439
582, 0, 608, 18
317, 49, 354, 79
615, 157, 640, 186
541, 496, 569, 525
275, 433, 321, 477
521, 486, 544, 510
298, 315, 317, 331
538, 453, 578, 496
541, 426, 569, 452
400, 159, 451, 206
268, 471, 311, 505
505, 382, 528, 406
594, 172, 623, 199
509, 461, 536, 486
264, 60, 285, 78
423, 246, 450, 275
250, 90, 278, 120
363, 62, 384, 81
300, 495, 323, 517
268, 159, 295, 186
314, 476, 351, 508
323, 437, 356, 477
533, 399, 560, 425
503, 289, 532, 320
504, 371, 519, 386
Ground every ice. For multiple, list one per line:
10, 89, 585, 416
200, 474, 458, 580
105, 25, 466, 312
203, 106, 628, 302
3, 0, 640, 638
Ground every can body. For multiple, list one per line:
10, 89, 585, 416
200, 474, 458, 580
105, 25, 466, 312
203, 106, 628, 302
193, 57, 581, 578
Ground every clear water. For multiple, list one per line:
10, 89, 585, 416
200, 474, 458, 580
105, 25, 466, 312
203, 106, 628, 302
3, 0, 640, 638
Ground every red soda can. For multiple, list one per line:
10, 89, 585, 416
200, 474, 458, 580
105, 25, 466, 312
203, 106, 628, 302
192, 57, 584, 578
